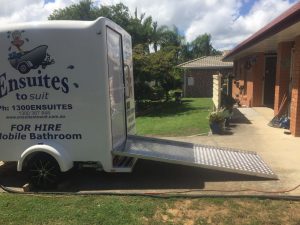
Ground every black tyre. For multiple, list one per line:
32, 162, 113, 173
18, 62, 30, 74
27, 153, 61, 189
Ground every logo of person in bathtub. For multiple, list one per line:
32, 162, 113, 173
7, 30, 55, 74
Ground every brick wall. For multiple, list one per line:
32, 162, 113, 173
232, 60, 245, 104
184, 68, 232, 97
232, 53, 264, 107
290, 36, 300, 136
274, 42, 293, 115
231, 43, 300, 137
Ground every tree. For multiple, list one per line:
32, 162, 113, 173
48, 1, 220, 101
98, 3, 131, 28
179, 34, 222, 62
126, 10, 154, 48
49, 1, 131, 28
179, 41, 193, 62
191, 33, 213, 57
132, 44, 154, 101
151, 21, 159, 52
48, 0, 98, 20
159, 26, 183, 49
133, 44, 182, 101
145, 46, 182, 100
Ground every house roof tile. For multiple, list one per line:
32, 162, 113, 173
177, 55, 233, 69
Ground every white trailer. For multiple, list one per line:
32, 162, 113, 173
0, 18, 276, 188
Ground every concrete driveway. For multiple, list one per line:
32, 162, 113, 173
164, 107, 300, 195
0, 107, 299, 196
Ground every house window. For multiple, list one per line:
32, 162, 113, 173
187, 77, 194, 86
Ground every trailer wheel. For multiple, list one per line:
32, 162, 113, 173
17, 62, 30, 74
27, 153, 61, 189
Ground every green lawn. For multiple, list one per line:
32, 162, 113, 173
136, 98, 213, 136
0, 194, 299, 225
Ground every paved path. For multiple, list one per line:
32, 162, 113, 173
163, 107, 300, 195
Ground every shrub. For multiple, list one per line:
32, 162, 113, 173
221, 93, 236, 111
208, 109, 225, 124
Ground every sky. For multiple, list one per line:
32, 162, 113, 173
0, 0, 298, 50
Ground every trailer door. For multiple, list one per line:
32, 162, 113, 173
107, 27, 126, 150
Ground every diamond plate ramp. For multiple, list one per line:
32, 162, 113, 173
113, 135, 277, 179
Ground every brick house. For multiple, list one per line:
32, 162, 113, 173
178, 55, 233, 97
223, 2, 300, 137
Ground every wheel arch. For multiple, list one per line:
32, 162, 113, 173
17, 144, 73, 172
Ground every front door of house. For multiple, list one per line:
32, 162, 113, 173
264, 56, 277, 107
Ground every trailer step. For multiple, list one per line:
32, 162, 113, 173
113, 156, 135, 168
113, 135, 277, 179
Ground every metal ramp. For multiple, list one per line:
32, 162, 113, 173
113, 135, 277, 179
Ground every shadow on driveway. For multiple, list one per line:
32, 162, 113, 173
230, 108, 252, 124
0, 160, 268, 193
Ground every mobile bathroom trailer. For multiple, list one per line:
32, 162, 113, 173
0, 18, 276, 188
